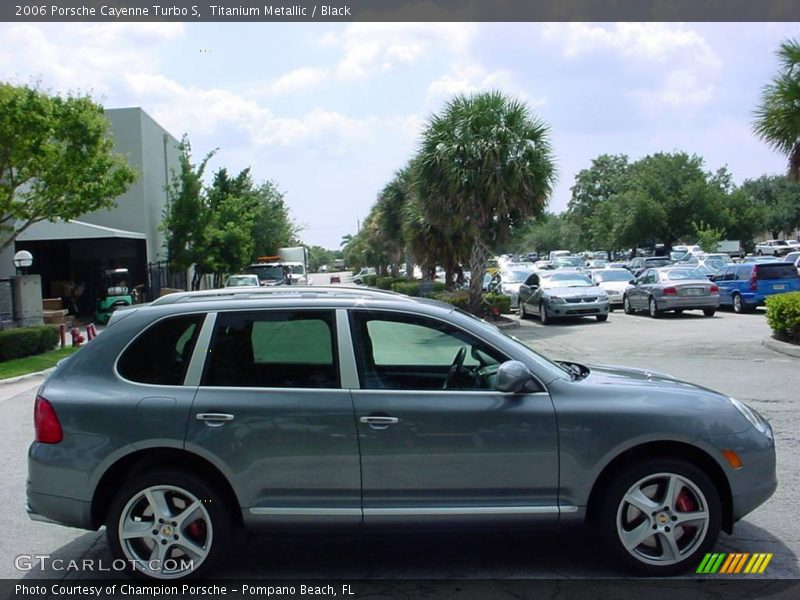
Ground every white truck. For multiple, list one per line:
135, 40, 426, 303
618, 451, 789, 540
248, 246, 310, 286
716, 240, 744, 258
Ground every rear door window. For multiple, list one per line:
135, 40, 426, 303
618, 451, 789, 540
735, 266, 753, 280
203, 310, 339, 388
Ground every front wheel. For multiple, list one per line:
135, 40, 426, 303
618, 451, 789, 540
623, 295, 634, 315
596, 314, 608, 322
703, 308, 716, 317
106, 469, 232, 580
598, 459, 722, 576
540, 303, 551, 325
519, 301, 527, 319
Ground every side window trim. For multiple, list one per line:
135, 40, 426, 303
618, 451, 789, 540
184, 312, 218, 387
335, 308, 359, 389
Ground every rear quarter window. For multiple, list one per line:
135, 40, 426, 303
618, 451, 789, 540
117, 314, 205, 385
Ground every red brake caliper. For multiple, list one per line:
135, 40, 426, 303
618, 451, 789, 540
675, 488, 697, 539
186, 519, 207, 543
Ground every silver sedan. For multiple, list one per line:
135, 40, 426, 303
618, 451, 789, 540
519, 271, 610, 324
623, 267, 720, 318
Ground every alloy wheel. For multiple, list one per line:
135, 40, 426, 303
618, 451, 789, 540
616, 472, 710, 567
117, 485, 213, 579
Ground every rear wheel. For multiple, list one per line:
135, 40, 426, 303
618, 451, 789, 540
106, 469, 232, 580
703, 308, 716, 317
598, 458, 721, 576
648, 297, 661, 319
674, 309, 684, 315
732, 293, 745, 314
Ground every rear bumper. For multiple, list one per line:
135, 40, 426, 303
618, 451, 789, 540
658, 296, 720, 310
26, 488, 94, 530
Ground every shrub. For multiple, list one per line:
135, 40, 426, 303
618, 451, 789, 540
429, 291, 512, 316
375, 276, 406, 290
362, 275, 378, 287
0, 325, 61, 362
766, 292, 800, 344
484, 292, 512, 315
390, 281, 446, 297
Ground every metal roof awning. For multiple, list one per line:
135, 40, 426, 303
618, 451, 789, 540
17, 219, 147, 242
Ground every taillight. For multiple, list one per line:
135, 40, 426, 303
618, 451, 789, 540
34, 396, 62, 444
710, 284, 719, 293
750, 266, 758, 292
663, 287, 678, 296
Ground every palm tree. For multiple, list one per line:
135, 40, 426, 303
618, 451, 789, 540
753, 38, 800, 180
417, 91, 557, 313
376, 167, 413, 277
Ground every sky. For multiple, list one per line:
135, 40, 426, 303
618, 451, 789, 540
1, 21, 798, 249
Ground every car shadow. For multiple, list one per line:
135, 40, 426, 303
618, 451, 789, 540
20, 521, 797, 581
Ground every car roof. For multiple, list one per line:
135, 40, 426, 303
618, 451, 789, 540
150, 285, 410, 306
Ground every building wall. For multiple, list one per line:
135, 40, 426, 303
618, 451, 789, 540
81, 107, 180, 263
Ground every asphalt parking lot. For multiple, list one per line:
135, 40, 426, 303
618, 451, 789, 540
0, 302, 797, 585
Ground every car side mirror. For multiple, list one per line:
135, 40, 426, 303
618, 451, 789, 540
496, 361, 541, 394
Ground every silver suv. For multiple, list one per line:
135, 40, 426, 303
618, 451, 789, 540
27, 287, 776, 579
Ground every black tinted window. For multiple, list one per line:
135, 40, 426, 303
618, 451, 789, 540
757, 264, 799, 280
118, 314, 204, 385
204, 311, 338, 388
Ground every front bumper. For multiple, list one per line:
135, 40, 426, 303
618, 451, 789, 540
547, 300, 609, 317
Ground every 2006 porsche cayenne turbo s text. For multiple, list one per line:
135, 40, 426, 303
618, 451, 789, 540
27, 287, 776, 579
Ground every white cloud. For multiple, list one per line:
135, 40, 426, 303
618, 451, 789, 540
541, 23, 721, 110
334, 23, 476, 80
427, 64, 546, 108
269, 67, 330, 94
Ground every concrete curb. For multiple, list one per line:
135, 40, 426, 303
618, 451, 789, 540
0, 368, 55, 386
762, 336, 800, 359
495, 318, 520, 330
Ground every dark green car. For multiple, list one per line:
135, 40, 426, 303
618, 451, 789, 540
28, 287, 776, 579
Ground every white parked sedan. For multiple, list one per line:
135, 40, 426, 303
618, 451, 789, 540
588, 268, 633, 309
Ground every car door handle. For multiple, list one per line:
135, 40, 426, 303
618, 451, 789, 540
359, 416, 399, 430
196, 413, 235, 427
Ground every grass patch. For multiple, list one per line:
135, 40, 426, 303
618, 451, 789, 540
0, 346, 80, 380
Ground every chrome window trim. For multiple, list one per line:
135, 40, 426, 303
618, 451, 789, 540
248, 506, 577, 516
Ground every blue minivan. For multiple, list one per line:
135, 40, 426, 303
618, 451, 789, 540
712, 262, 800, 313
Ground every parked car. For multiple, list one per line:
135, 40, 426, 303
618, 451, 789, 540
552, 256, 584, 270
548, 250, 572, 261
623, 267, 720, 318
487, 267, 537, 309
741, 255, 783, 264
585, 259, 608, 269
712, 262, 800, 313
784, 251, 800, 275
27, 287, 775, 579
329, 274, 342, 284
756, 240, 793, 256
784, 239, 800, 251
224, 274, 260, 288
588, 268, 634, 309
628, 256, 674, 277
518, 271, 609, 324
353, 267, 377, 284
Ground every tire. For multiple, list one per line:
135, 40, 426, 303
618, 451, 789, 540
519, 301, 527, 319
732, 293, 744, 314
674, 309, 684, 315
106, 469, 232, 580
540, 303, 551, 325
703, 308, 716, 317
648, 297, 661, 319
597, 458, 722, 576
757, 250, 763, 256
623, 295, 634, 315
596, 314, 608, 322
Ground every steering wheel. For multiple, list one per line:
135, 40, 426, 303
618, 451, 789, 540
442, 346, 467, 390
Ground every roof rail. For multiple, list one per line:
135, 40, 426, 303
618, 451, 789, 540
150, 285, 411, 306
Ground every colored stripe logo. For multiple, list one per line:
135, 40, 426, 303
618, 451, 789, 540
696, 553, 773, 574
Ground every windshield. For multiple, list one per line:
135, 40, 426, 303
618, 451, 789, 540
554, 256, 583, 268
593, 270, 631, 282
774, 240, 788, 246
226, 275, 259, 287
664, 268, 707, 281
544, 273, 593, 288
502, 270, 533, 283
249, 265, 284, 281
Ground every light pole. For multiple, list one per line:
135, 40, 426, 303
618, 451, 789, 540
13, 250, 33, 275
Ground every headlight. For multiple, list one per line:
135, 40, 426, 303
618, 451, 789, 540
730, 397, 772, 439
547, 295, 566, 304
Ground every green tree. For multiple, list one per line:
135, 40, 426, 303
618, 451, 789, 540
0, 83, 136, 251
693, 221, 724, 253
740, 175, 800, 238
250, 180, 297, 260
720, 189, 766, 252
162, 136, 215, 274
417, 91, 556, 312
753, 39, 800, 180
306, 246, 334, 272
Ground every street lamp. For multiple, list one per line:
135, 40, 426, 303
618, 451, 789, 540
13, 250, 33, 275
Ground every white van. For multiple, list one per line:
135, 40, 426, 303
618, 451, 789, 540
549, 250, 572, 261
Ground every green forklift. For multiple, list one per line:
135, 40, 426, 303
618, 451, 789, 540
95, 268, 135, 324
